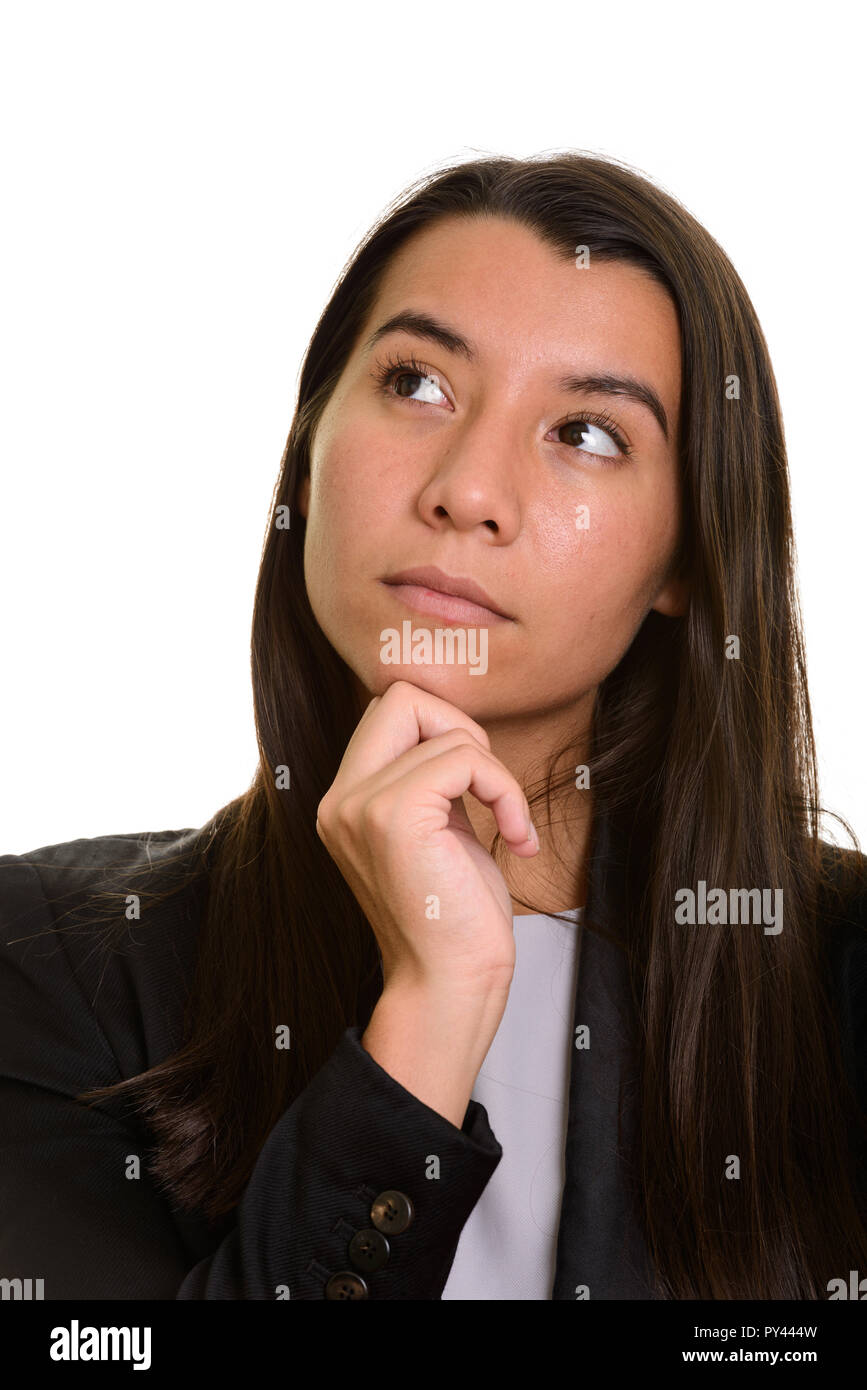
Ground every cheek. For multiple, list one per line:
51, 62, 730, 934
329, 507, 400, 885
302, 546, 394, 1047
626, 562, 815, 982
303, 428, 408, 620
532, 484, 678, 646
309, 426, 409, 537
305, 438, 376, 561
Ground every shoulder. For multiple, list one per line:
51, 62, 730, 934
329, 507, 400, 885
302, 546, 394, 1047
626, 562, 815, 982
0, 827, 207, 1089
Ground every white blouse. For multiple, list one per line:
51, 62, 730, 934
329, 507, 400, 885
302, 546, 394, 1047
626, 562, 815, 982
441, 906, 584, 1300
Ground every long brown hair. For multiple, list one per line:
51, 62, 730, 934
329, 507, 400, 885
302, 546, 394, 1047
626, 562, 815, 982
43, 152, 867, 1297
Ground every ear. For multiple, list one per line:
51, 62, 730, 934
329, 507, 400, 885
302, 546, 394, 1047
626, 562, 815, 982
296, 474, 310, 519
651, 566, 689, 618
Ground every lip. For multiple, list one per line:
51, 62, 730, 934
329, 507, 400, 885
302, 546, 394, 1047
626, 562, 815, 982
380, 565, 514, 623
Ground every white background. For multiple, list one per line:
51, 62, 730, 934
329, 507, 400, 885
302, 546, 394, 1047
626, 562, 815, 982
1, 1, 863, 853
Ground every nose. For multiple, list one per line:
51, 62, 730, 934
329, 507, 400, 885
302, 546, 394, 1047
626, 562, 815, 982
414, 418, 522, 541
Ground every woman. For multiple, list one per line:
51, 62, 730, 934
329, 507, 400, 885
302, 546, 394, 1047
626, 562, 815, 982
1, 152, 865, 1301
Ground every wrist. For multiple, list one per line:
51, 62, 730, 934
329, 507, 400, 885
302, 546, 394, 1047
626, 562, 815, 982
361, 983, 507, 1128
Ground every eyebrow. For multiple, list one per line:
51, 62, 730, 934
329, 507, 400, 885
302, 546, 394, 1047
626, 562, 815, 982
363, 309, 670, 442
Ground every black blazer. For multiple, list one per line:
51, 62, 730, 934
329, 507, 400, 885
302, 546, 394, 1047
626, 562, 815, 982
1, 817, 865, 1300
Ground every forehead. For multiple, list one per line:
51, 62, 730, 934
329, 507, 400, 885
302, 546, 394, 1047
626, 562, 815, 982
361, 214, 682, 421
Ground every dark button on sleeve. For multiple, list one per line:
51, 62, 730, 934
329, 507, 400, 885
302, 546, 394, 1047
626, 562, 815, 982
370, 1189, 414, 1235
325, 1272, 369, 1300
348, 1228, 389, 1272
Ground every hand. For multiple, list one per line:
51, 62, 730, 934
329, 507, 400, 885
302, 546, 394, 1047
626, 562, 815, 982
316, 679, 539, 1001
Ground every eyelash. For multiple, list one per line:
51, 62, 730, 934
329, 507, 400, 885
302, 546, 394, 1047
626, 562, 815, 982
371, 351, 634, 460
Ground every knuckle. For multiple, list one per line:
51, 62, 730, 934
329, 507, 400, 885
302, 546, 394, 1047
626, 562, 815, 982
435, 729, 472, 753
446, 734, 486, 764
443, 728, 484, 753
448, 723, 489, 753
360, 796, 392, 836
333, 796, 358, 834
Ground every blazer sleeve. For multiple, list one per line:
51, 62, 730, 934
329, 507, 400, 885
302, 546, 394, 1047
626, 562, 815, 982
0, 855, 502, 1301
176, 1024, 502, 1300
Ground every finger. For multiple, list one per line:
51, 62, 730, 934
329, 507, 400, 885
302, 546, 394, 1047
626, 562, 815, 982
337, 680, 492, 785
354, 726, 498, 789
379, 743, 537, 851
350, 730, 532, 841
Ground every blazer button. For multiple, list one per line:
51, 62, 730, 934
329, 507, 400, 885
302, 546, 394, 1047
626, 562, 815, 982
370, 1189, 414, 1234
325, 1271, 369, 1300
349, 1228, 390, 1272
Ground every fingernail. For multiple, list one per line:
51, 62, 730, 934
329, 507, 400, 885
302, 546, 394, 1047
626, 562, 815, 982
527, 822, 539, 849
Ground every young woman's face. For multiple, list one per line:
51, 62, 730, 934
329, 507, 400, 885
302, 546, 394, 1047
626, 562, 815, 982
298, 214, 686, 720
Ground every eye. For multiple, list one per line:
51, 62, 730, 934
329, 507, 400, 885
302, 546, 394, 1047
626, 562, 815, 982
371, 353, 450, 407
371, 352, 633, 463
553, 413, 632, 461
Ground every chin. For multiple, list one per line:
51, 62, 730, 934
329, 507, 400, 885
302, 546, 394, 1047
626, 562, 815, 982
375, 664, 501, 709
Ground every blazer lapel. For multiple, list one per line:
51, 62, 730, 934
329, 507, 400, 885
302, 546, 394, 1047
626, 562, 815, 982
550, 806, 660, 1299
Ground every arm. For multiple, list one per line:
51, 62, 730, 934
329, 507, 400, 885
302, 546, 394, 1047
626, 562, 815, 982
0, 856, 501, 1300
177, 1021, 501, 1299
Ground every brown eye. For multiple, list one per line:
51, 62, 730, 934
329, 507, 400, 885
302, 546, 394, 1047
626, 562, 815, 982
556, 417, 625, 459
374, 355, 448, 407
391, 370, 445, 404
394, 371, 424, 397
